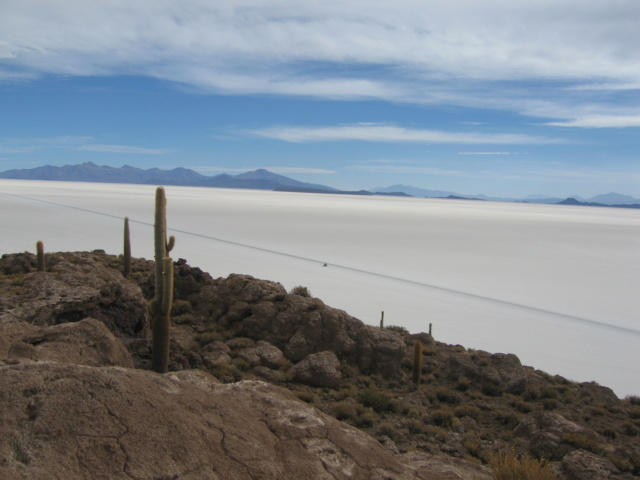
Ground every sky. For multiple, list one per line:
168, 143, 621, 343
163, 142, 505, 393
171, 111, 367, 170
0, 0, 639, 198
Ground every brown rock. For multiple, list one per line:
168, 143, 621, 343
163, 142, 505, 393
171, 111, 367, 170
204, 274, 406, 376
512, 412, 606, 461
561, 449, 619, 480
237, 340, 285, 369
1, 318, 133, 368
291, 351, 343, 388
0, 251, 148, 338
0, 362, 450, 480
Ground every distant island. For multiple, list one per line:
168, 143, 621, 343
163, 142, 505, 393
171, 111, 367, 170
1, 162, 638, 208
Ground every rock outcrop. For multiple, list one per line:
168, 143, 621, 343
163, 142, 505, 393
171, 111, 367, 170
0, 362, 491, 480
0, 251, 148, 337
202, 273, 406, 377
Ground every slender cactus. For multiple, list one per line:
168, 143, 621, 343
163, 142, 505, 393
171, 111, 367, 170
36, 241, 45, 272
412, 340, 423, 385
150, 187, 176, 373
380, 311, 384, 329
152, 257, 174, 373
123, 217, 131, 278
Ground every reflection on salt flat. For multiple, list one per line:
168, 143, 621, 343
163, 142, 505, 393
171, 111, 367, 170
1, 180, 639, 397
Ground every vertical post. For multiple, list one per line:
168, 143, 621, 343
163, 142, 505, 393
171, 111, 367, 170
123, 217, 131, 278
380, 311, 384, 329
36, 241, 45, 272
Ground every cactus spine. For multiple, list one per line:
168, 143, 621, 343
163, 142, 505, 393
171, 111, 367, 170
150, 187, 175, 373
123, 217, 131, 278
412, 340, 423, 385
36, 241, 45, 272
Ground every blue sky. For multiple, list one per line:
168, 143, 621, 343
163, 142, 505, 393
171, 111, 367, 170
1, 1, 639, 198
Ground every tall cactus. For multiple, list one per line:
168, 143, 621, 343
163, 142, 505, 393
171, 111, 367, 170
123, 217, 131, 278
412, 340, 423, 385
152, 257, 174, 373
150, 186, 175, 373
36, 240, 45, 272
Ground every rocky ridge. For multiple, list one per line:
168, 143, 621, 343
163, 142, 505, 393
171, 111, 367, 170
1, 250, 639, 479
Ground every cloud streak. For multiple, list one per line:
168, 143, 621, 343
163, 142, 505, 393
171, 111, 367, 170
250, 124, 564, 145
76, 144, 170, 154
1, 1, 639, 125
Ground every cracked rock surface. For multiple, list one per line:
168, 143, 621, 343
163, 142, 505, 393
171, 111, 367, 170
0, 363, 486, 480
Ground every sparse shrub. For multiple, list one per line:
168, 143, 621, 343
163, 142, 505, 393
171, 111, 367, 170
334, 401, 359, 421
625, 395, 640, 405
359, 388, 390, 413
226, 337, 255, 350
354, 408, 377, 428
171, 299, 193, 316
539, 386, 559, 400
422, 424, 449, 441
623, 422, 640, 436
495, 410, 523, 428
542, 399, 559, 411
561, 432, 608, 456
431, 407, 458, 429
455, 404, 481, 420
385, 325, 409, 335
511, 399, 533, 413
628, 406, 640, 419
522, 388, 540, 402
456, 376, 472, 391
290, 285, 311, 297
434, 387, 461, 405
377, 422, 399, 439
489, 449, 557, 480
296, 391, 316, 403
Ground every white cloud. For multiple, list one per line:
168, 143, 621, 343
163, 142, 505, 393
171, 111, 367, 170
250, 124, 563, 145
543, 115, 640, 128
458, 152, 522, 156
191, 166, 335, 174
76, 144, 169, 154
268, 167, 336, 175
1, 1, 639, 124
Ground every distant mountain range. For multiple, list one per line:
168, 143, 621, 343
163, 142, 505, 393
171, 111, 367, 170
1, 162, 638, 208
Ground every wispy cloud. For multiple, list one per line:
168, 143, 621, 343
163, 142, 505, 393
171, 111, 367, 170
250, 124, 563, 145
458, 152, 523, 155
1, 1, 638, 124
76, 144, 170, 154
348, 164, 462, 176
268, 167, 336, 175
543, 115, 640, 128
191, 166, 335, 175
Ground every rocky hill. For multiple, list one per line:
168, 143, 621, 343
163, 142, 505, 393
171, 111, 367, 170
1, 250, 639, 479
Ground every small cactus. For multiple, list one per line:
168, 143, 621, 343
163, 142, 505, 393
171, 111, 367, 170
380, 311, 384, 329
413, 340, 423, 385
36, 240, 45, 272
123, 217, 131, 278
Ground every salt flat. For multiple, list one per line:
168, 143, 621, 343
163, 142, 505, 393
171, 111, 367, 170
1, 179, 639, 397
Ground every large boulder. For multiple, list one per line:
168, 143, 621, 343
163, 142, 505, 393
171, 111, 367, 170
0, 251, 148, 338
561, 449, 619, 480
512, 412, 607, 461
0, 318, 133, 368
291, 351, 342, 388
447, 350, 526, 394
0, 362, 449, 480
202, 274, 405, 376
